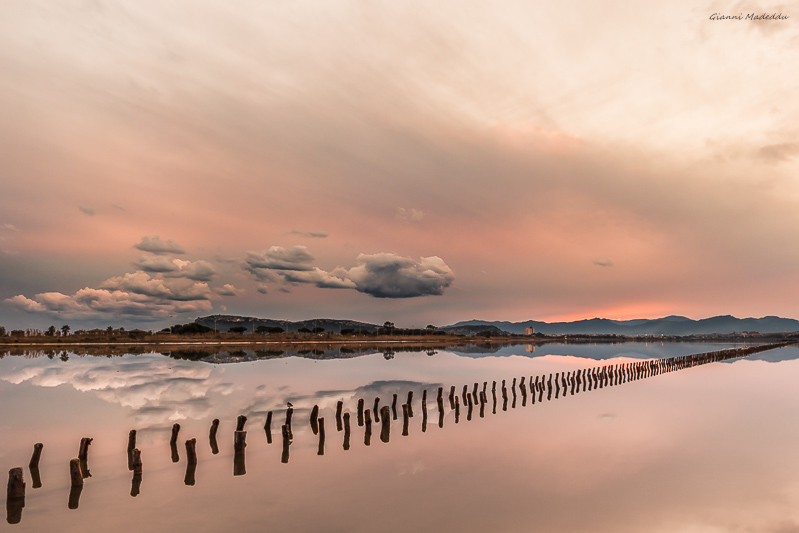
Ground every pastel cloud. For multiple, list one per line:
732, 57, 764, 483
134, 236, 186, 255
244, 248, 454, 298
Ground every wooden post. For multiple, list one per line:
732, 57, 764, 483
7, 467, 24, 500
170, 424, 180, 446
422, 395, 428, 433
131, 448, 142, 474
437, 396, 445, 428
127, 431, 136, 453
234, 452, 246, 477
68, 485, 82, 510
449, 386, 455, 409
402, 404, 410, 436
467, 394, 473, 421
392, 393, 398, 420
130, 471, 142, 498
336, 401, 343, 431
479, 391, 486, 418
285, 407, 293, 440
407, 391, 414, 417
437, 386, 443, 402
310, 405, 319, 435
281, 424, 290, 464
184, 462, 197, 486
380, 405, 391, 443
373, 398, 380, 422
364, 409, 372, 446
69, 458, 83, 488
236, 415, 247, 432
357, 398, 364, 426
454, 396, 460, 423
264, 411, 273, 444
78, 437, 92, 461
6, 467, 24, 524
462, 385, 468, 407
210, 419, 220, 453
343, 413, 351, 451
317, 418, 325, 456
234, 431, 247, 453
185, 438, 198, 464
29, 443, 43, 469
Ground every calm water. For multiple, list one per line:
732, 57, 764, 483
2, 341, 799, 532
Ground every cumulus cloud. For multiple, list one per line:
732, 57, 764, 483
396, 207, 425, 222
242, 246, 316, 281
7, 271, 216, 319
168, 259, 219, 281
1, 357, 219, 427
346, 253, 454, 298
289, 230, 328, 238
134, 235, 186, 255
243, 247, 454, 298
215, 284, 243, 296
593, 258, 614, 267
79, 205, 96, 216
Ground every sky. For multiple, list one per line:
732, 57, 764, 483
1, 0, 798, 331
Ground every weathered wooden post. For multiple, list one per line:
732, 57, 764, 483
407, 391, 414, 417
131, 448, 142, 474
234, 452, 246, 477
184, 462, 197, 486
6, 468, 24, 524
422, 393, 428, 433
520, 378, 527, 407
449, 386, 455, 410
437, 386, 443, 402
29, 443, 43, 470
454, 396, 460, 423
437, 395, 445, 429
402, 404, 410, 436
6, 467, 25, 524
264, 411, 273, 445
77, 438, 92, 478
68, 485, 82, 510
467, 394, 473, 421
373, 398, 380, 422
380, 405, 391, 443
336, 401, 343, 431
554, 372, 560, 399
479, 391, 486, 418
69, 459, 83, 488
78, 437, 92, 462
364, 409, 372, 446
130, 459, 142, 498
185, 438, 198, 464
169, 424, 180, 446
317, 418, 325, 456
210, 419, 220, 454
343, 413, 351, 451
236, 415, 247, 431
234, 431, 247, 453
392, 393, 399, 420
462, 385, 468, 407
357, 398, 365, 427
285, 407, 294, 440
310, 405, 319, 435
281, 424, 290, 464
472, 383, 479, 405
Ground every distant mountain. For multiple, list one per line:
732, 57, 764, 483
446, 315, 799, 336
438, 324, 505, 337
195, 315, 381, 333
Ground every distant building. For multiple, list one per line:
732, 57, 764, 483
525, 327, 535, 335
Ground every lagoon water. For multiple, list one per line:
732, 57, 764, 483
2, 341, 799, 532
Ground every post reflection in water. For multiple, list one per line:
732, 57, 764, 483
0, 341, 795, 530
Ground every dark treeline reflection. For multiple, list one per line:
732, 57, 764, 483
5, 342, 793, 524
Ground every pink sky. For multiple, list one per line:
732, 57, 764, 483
1, 1, 798, 329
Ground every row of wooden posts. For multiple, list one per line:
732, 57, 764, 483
5, 342, 792, 523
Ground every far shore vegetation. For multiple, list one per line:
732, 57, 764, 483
1, 322, 798, 347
